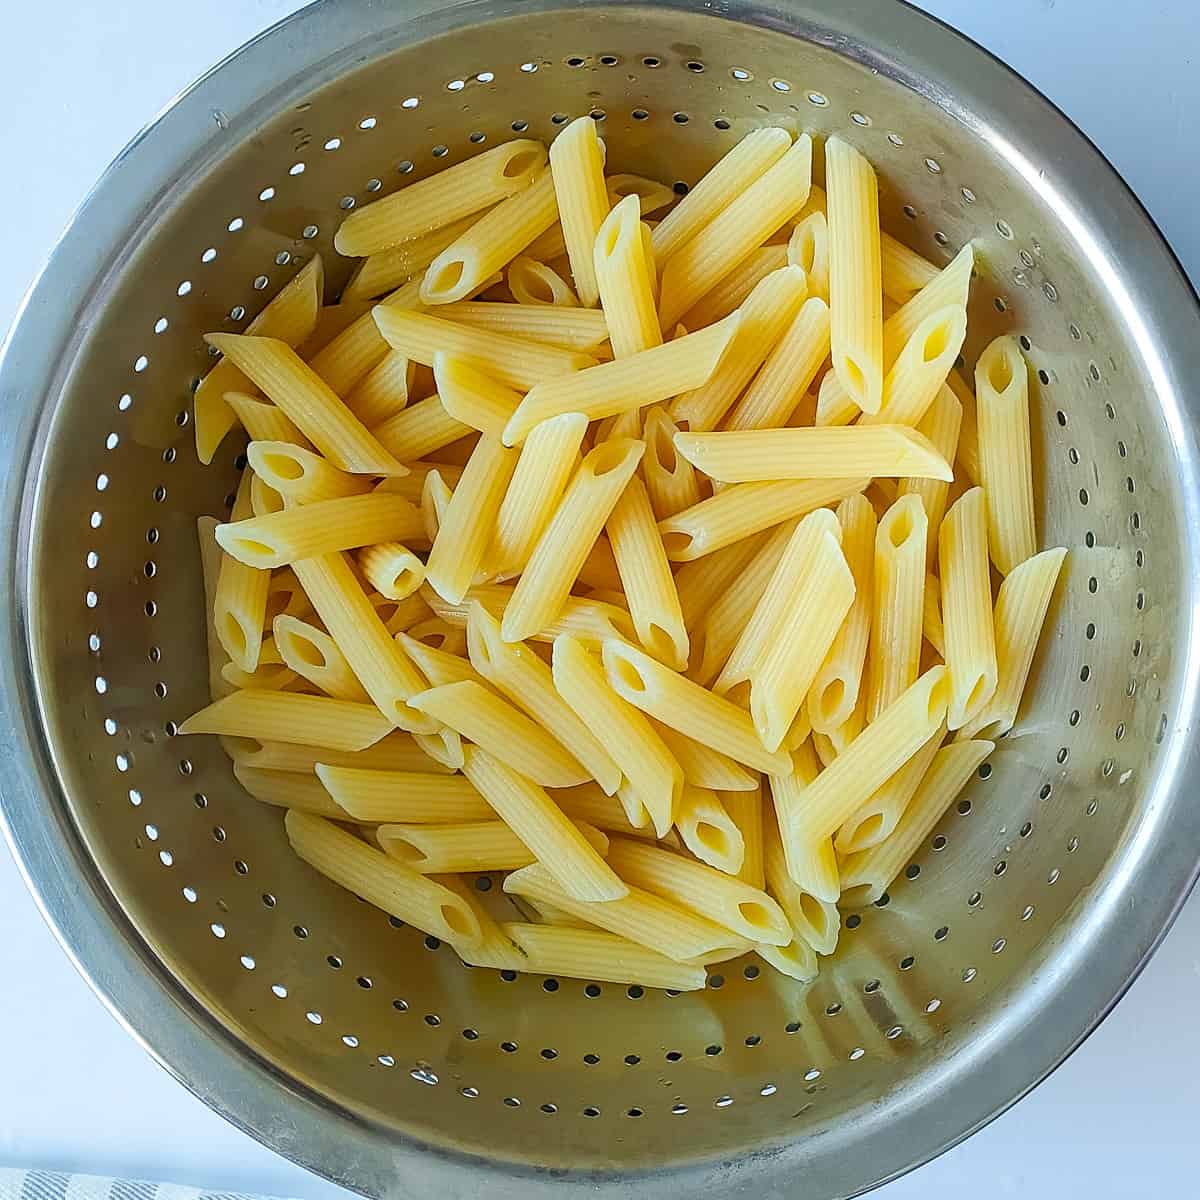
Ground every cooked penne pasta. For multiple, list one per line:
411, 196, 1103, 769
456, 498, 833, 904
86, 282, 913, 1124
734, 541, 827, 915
939, 487, 998, 729
273, 614, 369, 702
551, 782, 655, 839
866, 495, 929, 722
840, 738, 994, 906
549, 116, 610, 306
883, 243, 974, 367
285, 810, 482, 943
947, 367, 982, 485
377, 820, 535, 873
420, 169, 559, 305
680, 245, 790, 331
334, 139, 547, 256
673, 532, 766, 634
651, 722, 759, 792
246, 441, 372, 506
204, 334, 406, 475
425, 434, 517, 603
675, 425, 951, 484
593, 194, 661, 358
637, 408, 700, 522
762, 818, 840, 956
395, 634, 481, 688
863, 305, 966, 428
923, 574, 946, 657
721, 786, 765, 888
180, 689, 394, 751
216, 493, 423, 569
659, 476, 870, 562
250, 478, 286, 524
788, 211, 829, 301
814, 367, 859, 427
432, 354, 522, 439
233, 763, 348, 817
197, 517, 234, 700
880, 230, 939, 303
899, 384, 963, 570
502, 922, 705, 990
226, 732, 446, 773
976, 334, 1036, 575
342, 215, 482, 302
674, 785, 745, 875
502, 438, 643, 642
461, 747, 626, 901
826, 136, 883, 414
437, 301, 608, 350
502, 317, 738, 446
959, 546, 1066, 739
507, 256, 579, 307
658, 135, 813, 329
755, 937, 818, 982
435, 874, 529, 970
357, 542, 425, 602
552, 635, 683, 837
314, 764, 490, 822
426, 584, 636, 647
343, 350, 413, 428
224, 393, 310, 448
808, 493, 876, 735
213, 474, 270, 672
373, 395, 473, 464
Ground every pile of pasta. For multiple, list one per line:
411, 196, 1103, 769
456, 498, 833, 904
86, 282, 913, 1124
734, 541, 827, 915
182, 120, 1066, 992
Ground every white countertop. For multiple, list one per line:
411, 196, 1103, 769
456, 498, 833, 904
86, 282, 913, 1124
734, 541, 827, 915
2, 2, 1197, 1196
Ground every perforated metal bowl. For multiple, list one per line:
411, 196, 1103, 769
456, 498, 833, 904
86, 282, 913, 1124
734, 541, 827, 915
3, 1, 1200, 1196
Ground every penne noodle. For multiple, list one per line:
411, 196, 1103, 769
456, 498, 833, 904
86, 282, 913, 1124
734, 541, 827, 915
374, 459, 463, 503
406, 617, 467, 656
437, 301, 608, 351
607, 172, 675, 215
863, 305, 967, 428
420, 468, 453, 543
947, 366, 982, 485
659, 476, 870, 562
602, 639, 791, 774
593, 194, 661, 358
959, 547, 1066, 739
923, 574, 946, 657
503, 317, 738, 446
507, 256, 580, 307
680, 244, 790, 332
883, 243, 974, 368
216, 493, 424, 569
763, 818, 840, 956
373, 308, 595, 390
899, 384, 963, 570
658, 135, 813, 329
433, 353, 522, 438
180, 689, 394, 751
285, 810, 482, 944
674, 786, 745, 875
377, 820, 536, 873
756, 937, 818, 982
502, 438, 643, 642
436, 874, 528, 970
826, 136, 883, 414
606, 837, 789, 944
344, 350, 412, 428
273, 614, 370, 702
214, 473, 270, 672
839, 739, 994, 907
808, 493, 876, 735
233, 763, 348, 817
640, 405, 702, 519
374, 394, 474, 463
866, 495, 929, 722
462, 746, 626, 901
551, 783, 656, 840
788, 211, 829, 301
976, 334, 1037, 575
675, 425, 951, 484
651, 722, 759, 792
552, 635, 683, 837
204, 334, 405, 475
722, 786, 766, 888
226, 732, 448, 773
246, 441, 372, 506
880, 230, 939, 304
224, 393, 310, 448
195, 255, 323, 464
814, 367, 859, 427
425, 434, 517, 603
673, 532, 766, 634
502, 922, 705, 991
395, 633, 482, 688
342, 215, 482, 303
420, 169, 559, 304
334, 139, 547, 255
549, 116, 610, 307
939, 487, 998, 729
723, 296, 830, 431
314, 763, 497, 824
197, 516, 235, 700
357, 542, 425, 602
650, 127, 792, 264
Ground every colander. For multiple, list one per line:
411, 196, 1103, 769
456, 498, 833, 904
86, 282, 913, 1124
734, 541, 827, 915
2, 0, 1200, 1196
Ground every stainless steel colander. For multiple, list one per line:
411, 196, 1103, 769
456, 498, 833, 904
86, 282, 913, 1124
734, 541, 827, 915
3, 1, 1200, 1196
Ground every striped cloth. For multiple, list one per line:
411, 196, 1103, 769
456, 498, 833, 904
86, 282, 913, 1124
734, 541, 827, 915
0, 1172, 288, 1200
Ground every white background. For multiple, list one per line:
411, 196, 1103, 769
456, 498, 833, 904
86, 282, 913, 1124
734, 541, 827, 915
1, 2, 1198, 1196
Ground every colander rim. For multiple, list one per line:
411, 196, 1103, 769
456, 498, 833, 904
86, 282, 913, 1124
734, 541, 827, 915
2, 0, 1200, 1196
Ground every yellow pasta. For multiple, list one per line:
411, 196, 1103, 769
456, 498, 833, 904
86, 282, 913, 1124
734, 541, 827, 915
502, 317, 738, 446
373, 395, 473, 464
880, 230, 939, 303
650, 722, 758, 793
866, 495, 929, 722
813, 367, 858, 427
959, 547, 1066, 739
637, 408, 699, 522
673, 532, 765, 633
431, 354, 522, 440
834, 721, 943, 854
420, 169, 559, 304
373, 308, 595, 390
313, 765, 488, 824
947, 367, 982, 484
674, 785, 745, 875
377, 820, 535, 873
436, 301, 608, 351
342, 214, 483, 303
840, 739, 994, 906
357, 542, 425, 602
334, 139, 547, 256
425, 434, 517, 603
602, 639, 791, 774
285, 810, 482, 943
246, 440, 373, 506
436, 875, 528, 971
883, 243, 974, 367
344, 350, 412, 428
502, 438, 643, 642
197, 517, 234, 700
216, 493, 423, 569
722, 786, 765, 888
204, 334, 405, 475
763, 826, 839, 958
502, 922, 705, 991
939, 487, 998, 729
461, 746, 626, 901
723, 296, 830, 431
180, 689, 394, 751
825, 136, 883, 414
290, 552, 437, 733
808, 493, 876, 735
233, 763, 348, 817
228, 732, 447, 773
552, 782, 656, 840
899, 384, 963, 570
863, 305, 967, 427
923, 574, 946, 657
788, 211, 829, 301
755, 937, 818, 982
195, 255, 323, 464
273, 614, 369, 702
308, 280, 420, 398
650, 127, 791, 264
249, 475, 285, 518
675, 425, 951, 484
224, 393, 310, 447
548, 116, 610, 306
552, 635, 683, 837
680, 245, 790, 331
659, 476, 870, 562
976, 334, 1036, 575
213, 473, 270, 672
593, 194, 661, 358
507, 256, 580, 306
658, 135, 812, 329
